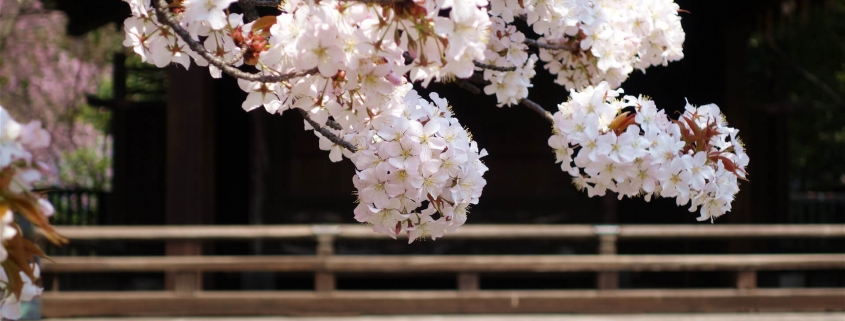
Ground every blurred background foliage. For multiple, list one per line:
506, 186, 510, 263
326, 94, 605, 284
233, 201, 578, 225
747, 0, 845, 191
0, 0, 121, 190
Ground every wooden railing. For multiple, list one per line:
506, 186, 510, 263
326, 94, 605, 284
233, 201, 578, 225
42, 189, 108, 226
40, 224, 845, 317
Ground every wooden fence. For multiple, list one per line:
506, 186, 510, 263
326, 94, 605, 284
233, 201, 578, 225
40, 224, 845, 317
42, 189, 108, 226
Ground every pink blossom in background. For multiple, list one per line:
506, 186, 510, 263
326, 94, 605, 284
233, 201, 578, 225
0, 0, 120, 188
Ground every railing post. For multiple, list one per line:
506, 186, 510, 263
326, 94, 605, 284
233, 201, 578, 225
165, 240, 202, 293
736, 270, 757, 289
457, 273, 480, 291
595, 225, 620, 290
173, 271, 201, 293
313, 225, 339, 292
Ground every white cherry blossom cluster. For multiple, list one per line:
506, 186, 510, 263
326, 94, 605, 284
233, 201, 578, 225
0, 210, 16, 264
0, 264, 42, 320
351, 90, 488, 243
479, 16, 538, 106
120, 0, 497, 239
1, 105, 55, 233
548, 82, 748, 221
1, 107, 51, 170
490, 0, 576, 38
116, 0, 749, 237
0, 105, 56, 320
120, 0, 690, 133
0, 107, 55, 212
489, 0, 685, 91
121, 0, 491, 117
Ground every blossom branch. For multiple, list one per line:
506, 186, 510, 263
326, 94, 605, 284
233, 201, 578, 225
467, 71, 487, 85
473, 61, 517, 72
337, 0, 405, 4
524, 38, 578, 51
326, 118, 344, 131
519, 98, 554, 123
297, 109, 357, 152
453, 79, 482, 95
238, 0, 282, 7
453, 76, 554, 124
224, 44, 248, 65
152, 0, 317, 83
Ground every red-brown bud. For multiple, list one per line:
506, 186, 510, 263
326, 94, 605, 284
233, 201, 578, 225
230, 27, 245, 47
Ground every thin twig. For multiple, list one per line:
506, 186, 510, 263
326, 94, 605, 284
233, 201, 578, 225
520, 98, 555, 123
337, 0, 405, 4
238, 0, 282, 7
524, 38, 578, 52
297, 109, 358, 152
326, 118, 344, 131
473, 61, 517, 72
467, 72, 488, 85
224, 44, 248, 65
455, 76, 554, 124
153, 0, 317, 83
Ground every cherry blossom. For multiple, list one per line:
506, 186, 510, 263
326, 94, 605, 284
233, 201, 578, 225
115, 0, 748, 238
0, 105, 63, 320
549, 82, 749, 221
182, 0, 237, 30
0, 264, 41, 320
351, 90, 487, 243
487, 0, 686, 91
0, 211, 16, 263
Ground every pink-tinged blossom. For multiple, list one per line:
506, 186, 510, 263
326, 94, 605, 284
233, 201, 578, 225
2, 0, 115, 187
113, 0, 744, 232
0, 264, 41, 320
182, 0, 237, 30
348, 90, 487, 242
237, 79, 283, 113
549, 82, 748, 222
0, 105, 56, 313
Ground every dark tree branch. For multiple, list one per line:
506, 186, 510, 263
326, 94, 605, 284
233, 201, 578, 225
473, 61, 517, 72
524, 38, 578, 52
239, 0, 282, 7
338, 0, 405, 4
223, 44, 248, 65
297, 109, 358, 152
453, 76, 555, 124
152, 0, 317, 83
520, 98, 555, 123
467, 72, 488, 85
454, 79, 481, 95
326, 118, 344, 131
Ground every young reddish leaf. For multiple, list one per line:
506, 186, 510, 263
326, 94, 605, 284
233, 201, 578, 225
252, 16, 277, 34
2, 261, 23, 299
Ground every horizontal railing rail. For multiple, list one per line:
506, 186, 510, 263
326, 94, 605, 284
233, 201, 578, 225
42, 254, 845, 273
48, 224, 845, 240
39, 224, 845, 317
41, 288, 845, 317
